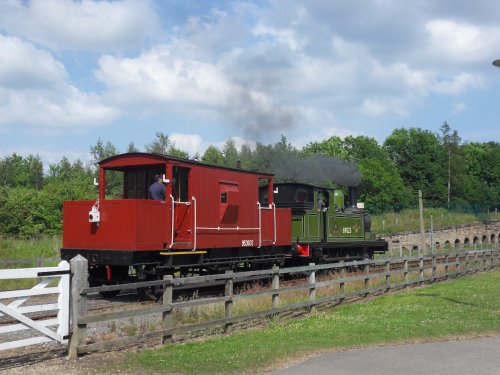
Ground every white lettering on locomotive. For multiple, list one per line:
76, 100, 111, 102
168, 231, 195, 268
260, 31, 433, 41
342, 227, 352, 234
241, 240, 254, 247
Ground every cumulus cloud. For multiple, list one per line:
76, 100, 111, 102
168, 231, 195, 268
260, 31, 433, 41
0, 0, 161, 51
95, 44, 297, 138
453, 101, 469, 115
2, 1, 497, 151
169, 133, 203, 156
425, 19, 500, 65
0, 35, 118, 129
432, 72, 484, 95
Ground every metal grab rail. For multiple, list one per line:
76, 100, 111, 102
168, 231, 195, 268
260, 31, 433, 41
170, 195, 175, 248
257, 202, 262, 248
169, 195, 192, 249
272, 202, 276, 245
257, 202, 277, 247
192, 196, 197, 251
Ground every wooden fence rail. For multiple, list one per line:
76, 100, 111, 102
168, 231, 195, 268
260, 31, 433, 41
69, 249, 499, 358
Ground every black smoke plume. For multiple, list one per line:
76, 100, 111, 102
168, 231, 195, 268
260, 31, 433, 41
269, 153, 362, 187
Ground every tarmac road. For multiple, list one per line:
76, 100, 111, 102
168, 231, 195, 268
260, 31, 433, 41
271, 336, 500, 375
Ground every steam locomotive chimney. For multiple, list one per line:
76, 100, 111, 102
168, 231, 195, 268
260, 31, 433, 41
348, 186, 358, 208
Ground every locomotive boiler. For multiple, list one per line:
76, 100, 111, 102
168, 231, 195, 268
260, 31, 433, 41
61, 152, 387, 296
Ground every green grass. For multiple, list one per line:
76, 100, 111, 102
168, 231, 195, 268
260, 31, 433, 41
121, 269, 500, 374
0, 235, 61, 260
371, 208, 499, 235
0, 235, 61, 290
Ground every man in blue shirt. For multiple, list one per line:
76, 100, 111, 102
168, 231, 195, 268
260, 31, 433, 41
149, 174, 166, 201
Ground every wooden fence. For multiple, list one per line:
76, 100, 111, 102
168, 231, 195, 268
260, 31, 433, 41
68, 249, 500, 358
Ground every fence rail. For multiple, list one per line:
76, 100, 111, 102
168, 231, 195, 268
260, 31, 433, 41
0, 261, 70, 351
69, 249, 500, 358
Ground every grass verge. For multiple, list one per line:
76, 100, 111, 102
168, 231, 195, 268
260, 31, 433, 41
371, 208, 499, 235
0, 235, 61, 290
122, 270, 500, 374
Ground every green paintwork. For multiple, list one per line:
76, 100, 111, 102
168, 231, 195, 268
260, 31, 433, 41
327, 214, 364, 241
290, 188, 365, 244
333, 190, 344, 210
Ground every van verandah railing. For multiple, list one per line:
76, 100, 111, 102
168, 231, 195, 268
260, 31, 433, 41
68, 249, 500, 358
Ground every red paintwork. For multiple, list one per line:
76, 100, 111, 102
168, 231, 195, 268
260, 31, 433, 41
63, 153, 291, 252
63, 199, 168, 250
297, 243, 310, 257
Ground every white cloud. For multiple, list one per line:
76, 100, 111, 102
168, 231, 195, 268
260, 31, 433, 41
253, 24, 306, 51
0, 35, 119, 129
167, 134, 258, 157
453, 101, 469, 115
0, 35, 68, 90
425, 19, 500, 65
95, 44, 297, 137
361, 97, 409, 117
96, 46, 233, 107
0, 0, 160, 51
169, 133, 203, 156
432, 72, 484, 95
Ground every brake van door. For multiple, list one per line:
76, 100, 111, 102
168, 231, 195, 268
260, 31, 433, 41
170, 166, 192, 248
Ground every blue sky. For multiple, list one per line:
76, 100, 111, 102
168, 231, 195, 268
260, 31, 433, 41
0, 0, 499, 166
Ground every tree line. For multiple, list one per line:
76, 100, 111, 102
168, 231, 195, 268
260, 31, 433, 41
0, 123, 498, 237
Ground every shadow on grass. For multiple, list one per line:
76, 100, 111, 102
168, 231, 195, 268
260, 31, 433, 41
416, 292, 478, 307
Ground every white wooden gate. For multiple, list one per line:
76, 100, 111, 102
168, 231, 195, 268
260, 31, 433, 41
0, 261, 70, 351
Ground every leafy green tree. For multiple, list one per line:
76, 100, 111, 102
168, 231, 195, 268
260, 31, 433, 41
0, 187, 42, 237
384, 128, 447, 205
438, 122, 463, 208
0, 153, 43, 190
302, 136, 351, 160
127, 142, 140, 153
239, 144, 254, 169
462, 142, 500, 208
90, 138, 119, 165
343, 136, 412, 211
145, 132, 189, 159
222, 138, 239, 168
202, 145, 224, 165
89, 139, 121, 197
249, 135, 298, 175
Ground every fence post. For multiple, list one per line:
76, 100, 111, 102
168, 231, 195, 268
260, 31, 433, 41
465, 252, 470, 273
161, 275, 173, 344
68, 255, 88, 359
339, 261, 346, 303
309, 263, 316, 313
224, 270, 233, 332
455, 253, 460, 277
36, 256, 43, 284
419, 255, 424, 284
385, 260, 390, 291
272, 265, 280, 310
403, 258, 408, 287
445, 254, 449, 279
364, 262, 370, 297
474, 251, 478, 273
431, 253, 436, 281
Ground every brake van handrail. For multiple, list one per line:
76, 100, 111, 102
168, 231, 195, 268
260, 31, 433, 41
192, 196, 197, 251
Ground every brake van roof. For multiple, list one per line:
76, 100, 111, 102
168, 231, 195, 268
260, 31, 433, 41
98, 152, 274, 177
